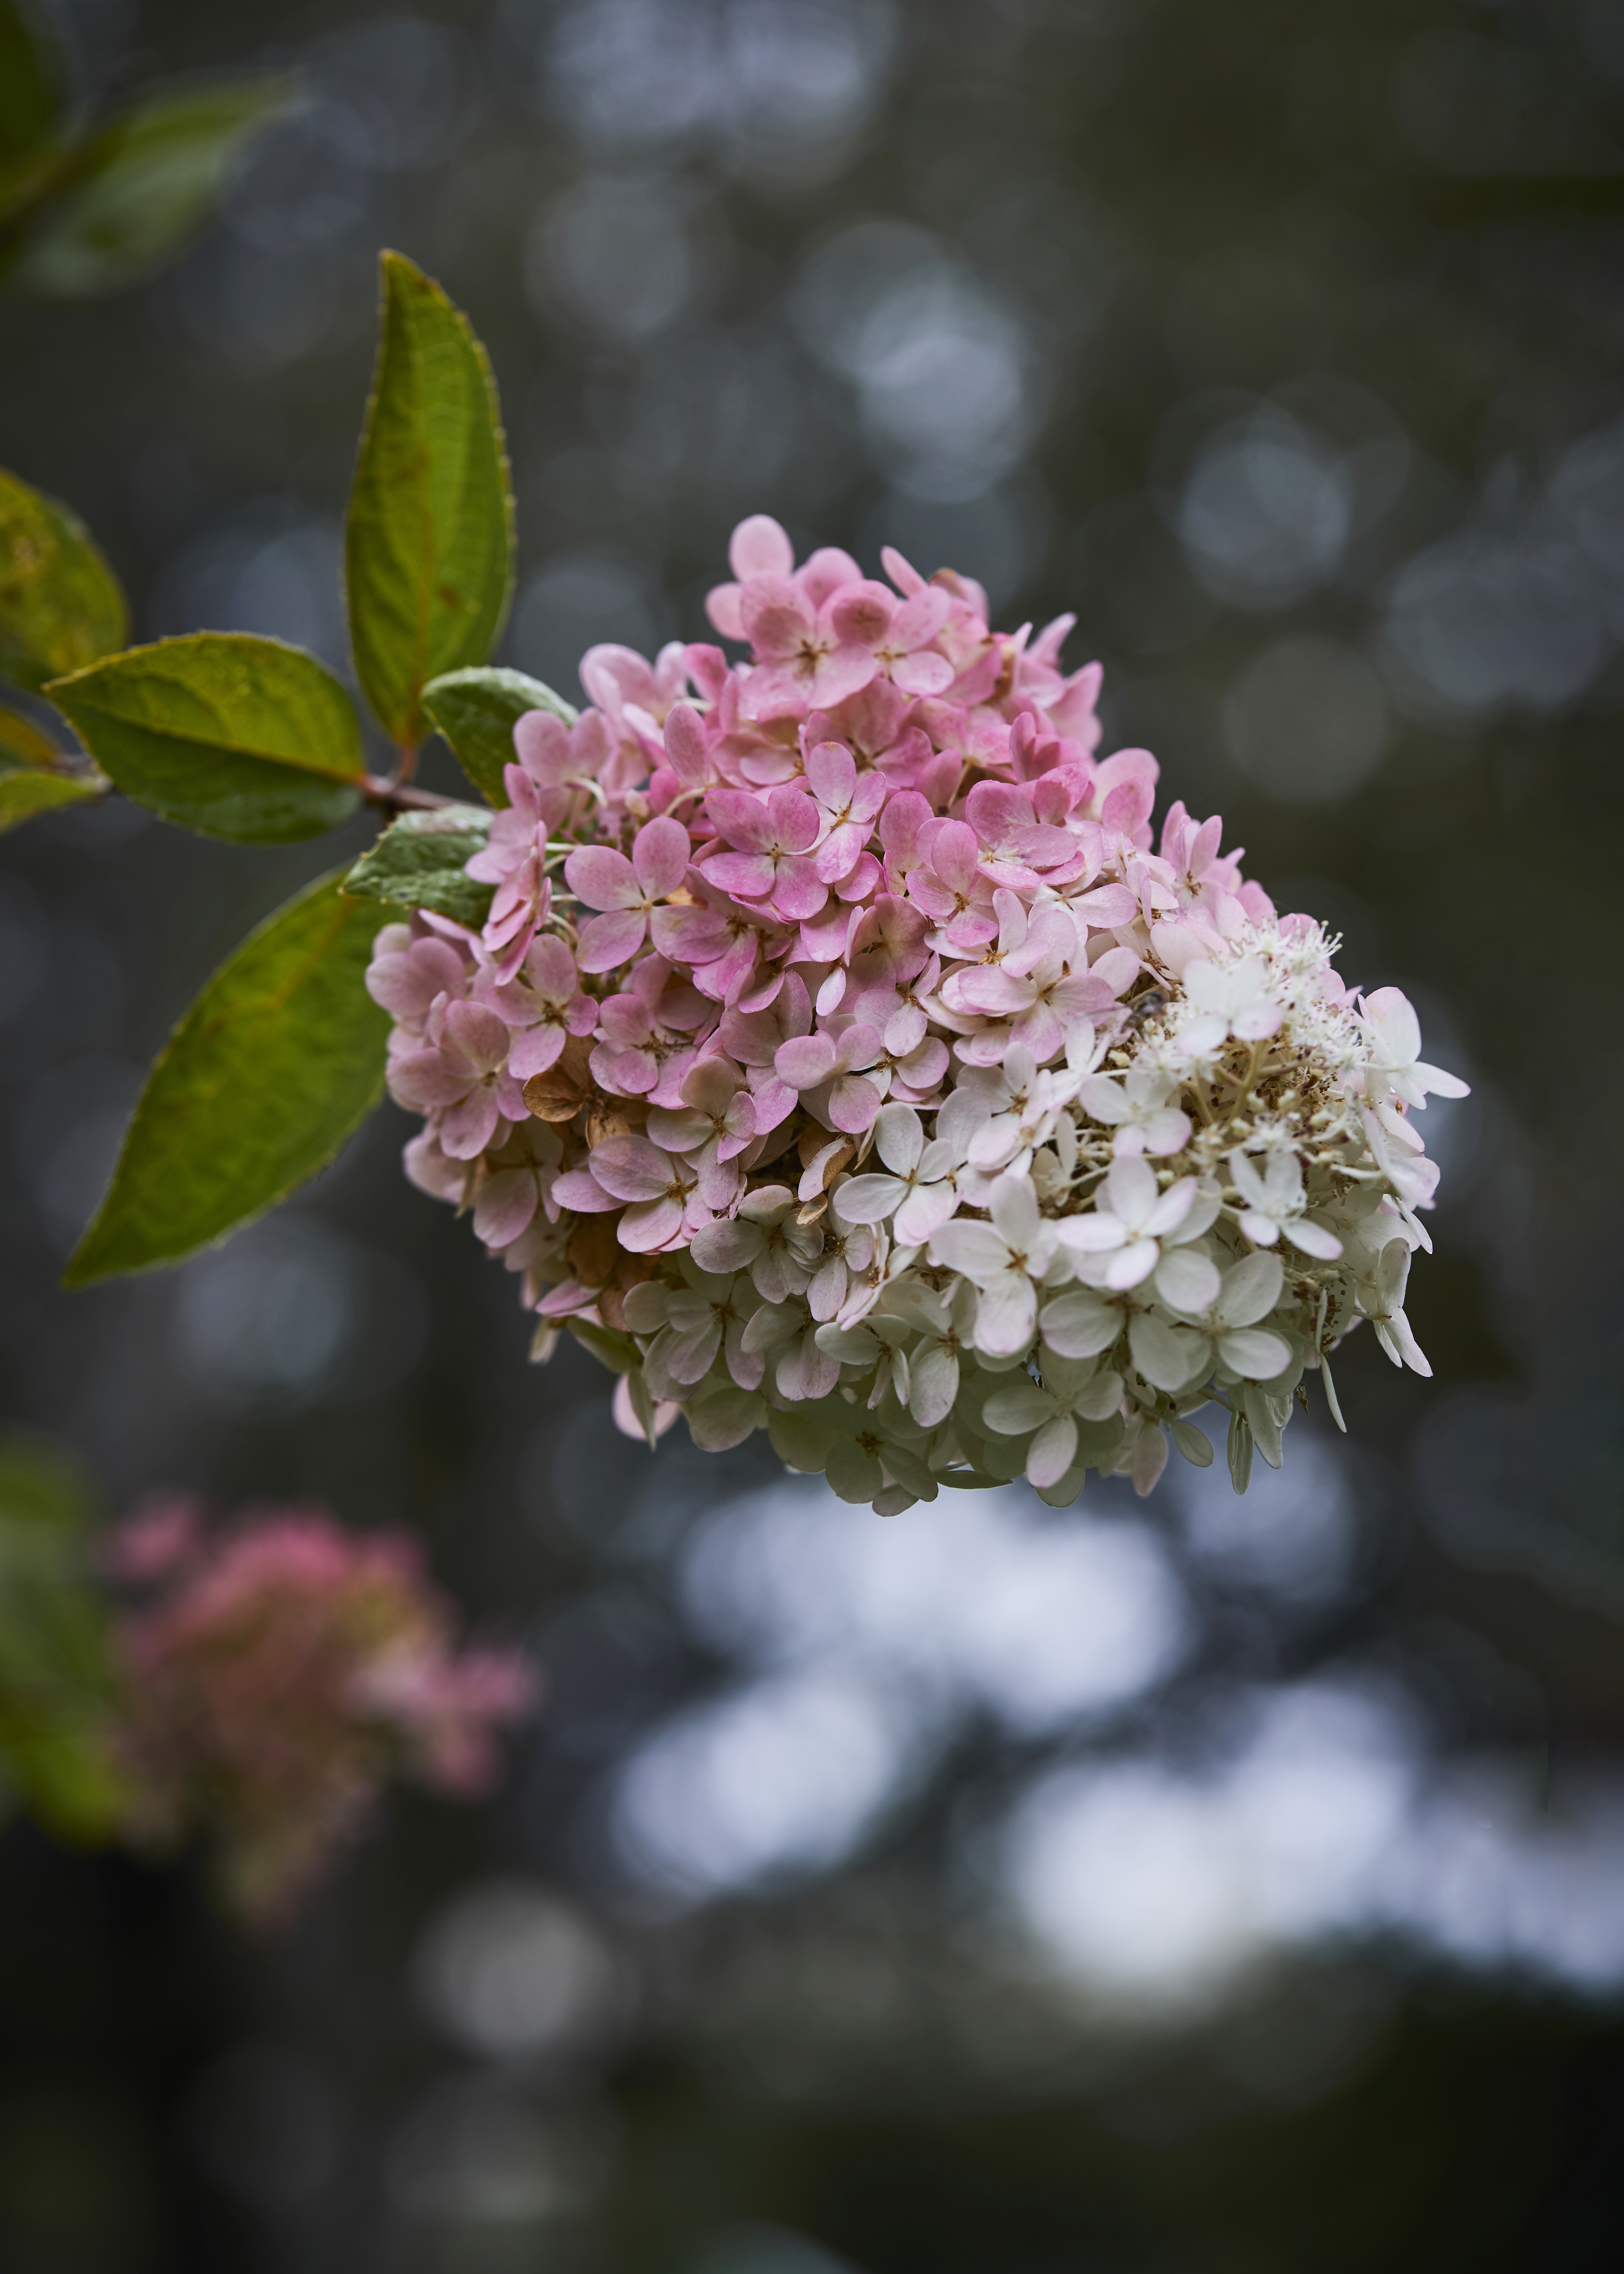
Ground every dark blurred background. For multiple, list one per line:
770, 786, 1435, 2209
5, 0, 1624, 2266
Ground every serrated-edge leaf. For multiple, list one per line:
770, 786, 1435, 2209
0, 464, 128, 689
346, 251, 515, 749
421, 665, 576, 806
47, 632, 364, 773
65, 869, 398, 1285
46, 633, 366, 842
343, 802, 493, 926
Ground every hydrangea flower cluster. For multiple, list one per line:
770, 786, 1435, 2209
107, 1497, 536, 1924
371, 515, 1468, 1516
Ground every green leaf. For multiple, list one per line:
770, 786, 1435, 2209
66, 869, 398, 1285
6, 77, 296, 298
566, 1319, 642, 1377
0, 0, 65, 165
422, 666, 575, 806
0, 766, 104, 833
0, 464, 129, 692
47, 632, 366, 842
0, 701, 62, 766
346, 251, 514, 751
344, 802, 493, 927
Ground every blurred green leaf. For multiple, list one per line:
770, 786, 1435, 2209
0, 1433, 120, 1843
47, 632, 366, 841
66, 869, 398, 1285
344, 802, 493, 927
347, 251, 514, 751
421, 666, 576, 807
6, 76, 297, 297
0, 1436, 95, 1532
0, 0, 65, 165
0, 767, 105, 833
0, 464, 129, 692
0, 701, 62, 766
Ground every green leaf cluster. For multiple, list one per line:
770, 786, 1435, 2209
0, 1433, 122, 1841
3, 247, 531, 1285
0, 0, 294, 298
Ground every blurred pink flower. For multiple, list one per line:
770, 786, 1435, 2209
110, 1500, 536, 1926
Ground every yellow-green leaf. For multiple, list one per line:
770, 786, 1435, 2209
422, 665, 576, 806
47, 632, 366, 842
0, 701, 61, 766
0, 464, 128, 692
346, 251, 514, 750
0, 767, 104, 833
66, 870, 398, 1285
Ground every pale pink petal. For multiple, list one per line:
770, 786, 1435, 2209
975, 1273, 1037, 1357
472, 1169, 539, 1248
443, 1000, 512, 1075
506, 1024, 566, 1080
633, 815, 690, 897
439, 1086, 503, 1160
389, 1047, 473, 1111
564, 845, 641, 911
618, 1195, 685, 1252
587, 1135, 672, 1203
833, 1173, 906, 1225
730, 513, 795, 581
575, 907, 649, 973
775, 1034, 838, 1089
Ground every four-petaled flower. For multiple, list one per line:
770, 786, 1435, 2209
1055, 1157, 1219, 1296
836, 1101, 963, 1244
389, 1000, 518, 1160
981, 1354, 1126, 1489
553, 1134, 712, 1251
930, 1173, 1063, 1357
625, 1262, 763, 1391
1228, 1146, 1343, 1260
564, 817, 691, 973
480, 935, 598, 1078
1181, 954, 1283, 1042
688, 1181, 823, 1301
1075, 1065, 1191, 1158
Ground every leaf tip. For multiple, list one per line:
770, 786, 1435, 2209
60, 1234, 110, 1292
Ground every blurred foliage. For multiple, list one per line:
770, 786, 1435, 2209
0, 1432, 120, 1841
0, 0, 292, 298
